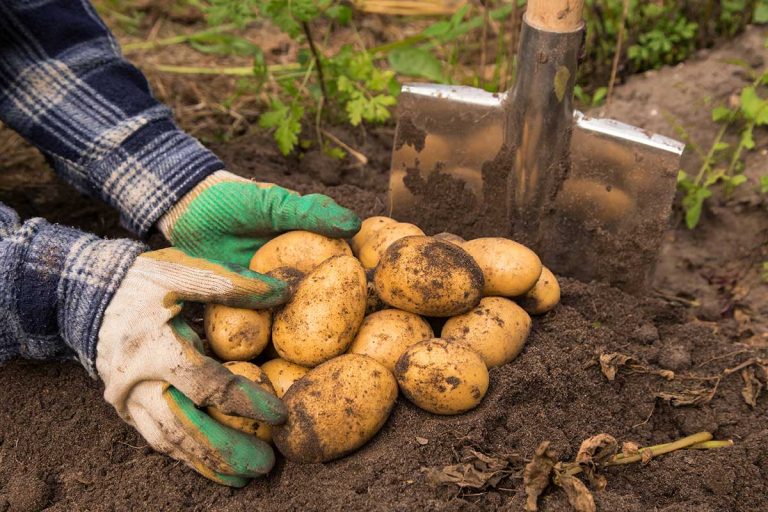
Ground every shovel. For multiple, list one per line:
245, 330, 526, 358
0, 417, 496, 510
388, 0, 685, 293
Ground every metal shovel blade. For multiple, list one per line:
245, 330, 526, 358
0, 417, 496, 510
388, 83, 685, 293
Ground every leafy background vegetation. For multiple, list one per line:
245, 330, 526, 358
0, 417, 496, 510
97, 0, 768, 229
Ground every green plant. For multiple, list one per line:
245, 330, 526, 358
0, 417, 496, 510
677, 68, 768, 229
626, 4, 698, 70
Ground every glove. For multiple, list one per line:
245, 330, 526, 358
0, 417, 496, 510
158, 171, 361, 267
96, 247, 289, 487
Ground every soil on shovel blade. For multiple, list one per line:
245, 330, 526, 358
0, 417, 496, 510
1, 27, 767, 512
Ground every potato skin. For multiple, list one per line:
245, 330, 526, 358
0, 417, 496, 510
462, 238, 542, 297
249, 231, 352, 274
350, 216, 397, 255
206, 362, 275, 442
204, 305, 271, 361
358, 222, 425, 269
272, 255, 367, 367
261, 358, 310, 398
395, 338, 488, 415
348, 309, 434, 372
517, 266, 560, 315
442, 297, 531, 367
373, 236, 484, 317
433, 232, 466, 246
272, 354, 398, 463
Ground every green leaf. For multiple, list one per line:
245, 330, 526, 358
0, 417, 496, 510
760, 175, 768, 194
727, 174, 748, 187
189, 33, 261, 56
755, 3, 768, 23
741, 127, 756, 150
388, 47, 445, 82
683, 186, 712, 229
326, 5, 352, 24
592, 86, 608, 106
259, 99, 303, 155
739, 86, 768, 124
711, 106, 735, 123
713, 141, 730, 152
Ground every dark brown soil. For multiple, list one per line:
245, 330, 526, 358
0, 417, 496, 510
2, 26, 768, 512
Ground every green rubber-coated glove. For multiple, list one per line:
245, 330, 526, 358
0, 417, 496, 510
96, 248, 289, 486
158, 171, 361, 266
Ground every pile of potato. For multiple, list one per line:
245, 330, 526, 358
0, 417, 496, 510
203, 218, 560, 464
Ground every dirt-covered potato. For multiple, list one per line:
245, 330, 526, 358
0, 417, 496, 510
260, 358, 310, 398
272, 255, 367, 367
204, 305, 271, 361
374, 236, 484, 317
206, 361, 275, 442
272, 354, 398, 463
265, 266, 305, 291
348, 309, 434, 372
517, 266, 560, 315
395, 338, 488, 415
350, 216, 397, 255
433, 232, 466, 246
462, 238, 542, 297
442, 297, 531, 367
358, 222, 425, 269
249, 230, 352, 274
365, 269, 388, 315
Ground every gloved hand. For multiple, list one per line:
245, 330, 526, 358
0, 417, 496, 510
158, 171, 361, 267
96, 247, 289, 487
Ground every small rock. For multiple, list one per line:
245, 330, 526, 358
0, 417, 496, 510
415, 436, 429, 446
658, 342, 692, 371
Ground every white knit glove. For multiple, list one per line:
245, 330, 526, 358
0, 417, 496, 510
96, 248, 288, 486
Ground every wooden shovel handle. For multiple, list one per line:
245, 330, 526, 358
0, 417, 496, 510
525, 0, 584, 32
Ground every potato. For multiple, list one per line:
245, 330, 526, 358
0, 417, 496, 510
358, 222, 425, 269
272, 255, 367, 367
272, 354, 398, 463
462, 238, 542, 297
374, 236, 484, 317
433, 232, 466, 246
261, 358, 310, 398
395, 338, 488, 415
249, 231, 352, 274
350, 216, 397, 255
204, 304, 271, 361
517, 266, 560, 315
266, 266, 305, 291
348, 309, 434, 372
206, 362, 275, 442
365, 270, 388, 315
442, 297, 531, 367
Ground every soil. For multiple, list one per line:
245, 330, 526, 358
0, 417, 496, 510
1, 24, 768, 512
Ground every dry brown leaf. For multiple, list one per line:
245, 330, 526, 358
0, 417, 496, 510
575, 434, 617, 490
422, 448, 516, 491
658, 369, 676, 380
621, 442, 640, 457
599, 353, 634, 381
556, 474, 596, 512
524, 441, 557, 512
656, 385, 717, 407
741, 367, 763, 408
641, 449, 653, 465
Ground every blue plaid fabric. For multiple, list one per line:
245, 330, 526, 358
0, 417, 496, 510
1, 0, 223, 371
0, 203, 145, 374
0, 0, 225, 237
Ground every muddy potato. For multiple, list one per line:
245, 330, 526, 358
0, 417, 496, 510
350, 216, 397, 255
272, 255, 367, 367
265, 266, 305, 291
442, 297, 531, 367
249, 230, 352, 274
358, 222, 425, 269
517, 266, 560, 315
261, 358, 310, 398
433, 232, 466, 246
374, 236, 484, 317
365, 269, 388, 315
462, 238, 542, 297
204, 304, 271, 361
348, 309, 434, 372
206, 362, 275, 442
395, 338, 488, 415
273, 354, 398, 463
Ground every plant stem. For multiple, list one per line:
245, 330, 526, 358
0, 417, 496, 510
605, 0, 630, 113
302, 21, 329, 104
122, 24, 235, 52
694, 124, 728, 186
152, 63, 302, 76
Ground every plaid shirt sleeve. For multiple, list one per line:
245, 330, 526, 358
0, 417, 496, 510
0, 0, 225, 237
0, 202, 145, 375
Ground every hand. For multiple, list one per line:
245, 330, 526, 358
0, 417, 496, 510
159, 171, 361, 267
96, 248, 289, 487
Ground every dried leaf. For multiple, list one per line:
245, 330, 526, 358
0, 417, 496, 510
656, 385, 717, 407
422, 448, 516, 491
599, 353, 634, 381
524, 441, 557, 512
621, 442, 640, 457
556, 474, 596, 512
641, 449, 653, 465
658, 369, 676, 381
415, 436, 429, 445
575, 434, 617, 489
740, 367, 763, 408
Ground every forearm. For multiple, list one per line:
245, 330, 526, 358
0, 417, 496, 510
0, 202, 144, 374
0, 0, 224, 237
